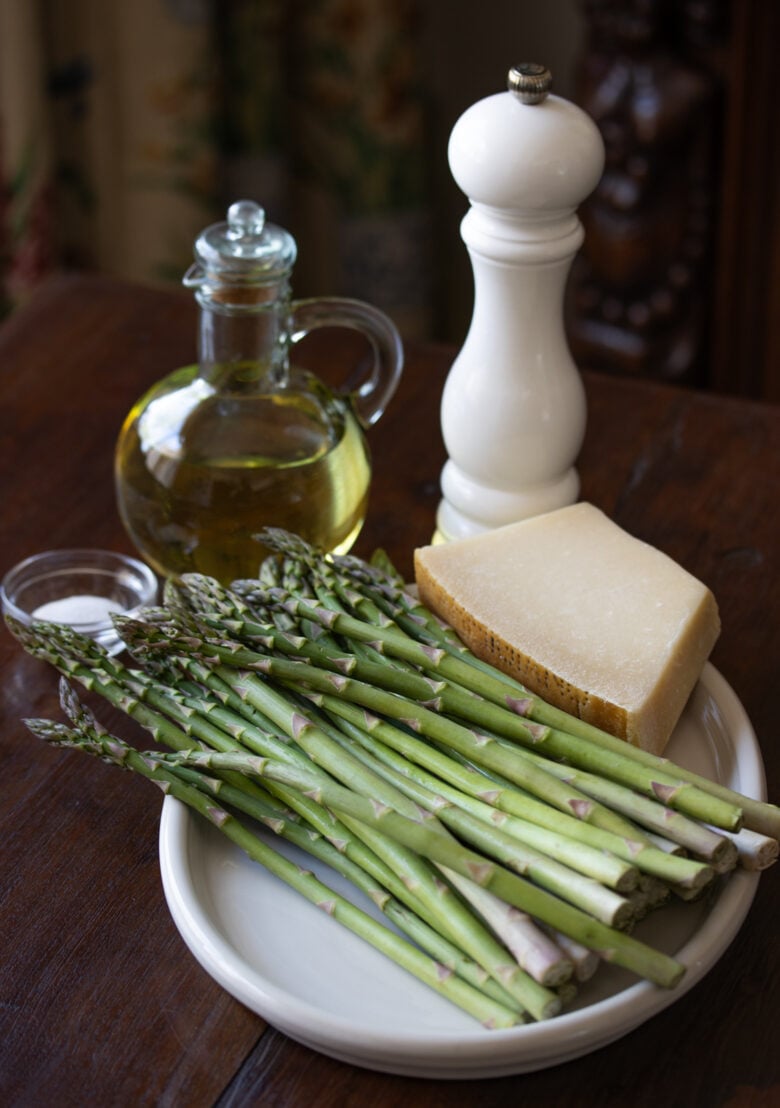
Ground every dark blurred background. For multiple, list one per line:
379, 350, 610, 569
1, 0, 777, 398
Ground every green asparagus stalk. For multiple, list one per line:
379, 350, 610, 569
499, 689, 779, 840
438, 869, 573, 987
117, 614, 650, 840
12, 614, 715, 895
703, 826, 778, 872
162, 759, 528, 1015
505, 744, 737, 869
160, 591, 744, 836
315, 694, 713, 891
157, 746, 687, 990
29, 623, 564, 1019
311, 707, 638, 928
260, 596, 744, 833
317, 697, 640, 893
540, 927, 600, 983
24, 712, 521, 1029
272, 532, 779, 841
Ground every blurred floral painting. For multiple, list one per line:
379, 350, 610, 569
0, 0, 432, 335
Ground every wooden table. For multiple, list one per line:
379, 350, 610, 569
1, 275, 778, 1106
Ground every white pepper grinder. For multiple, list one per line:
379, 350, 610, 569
436, 64, 605, 542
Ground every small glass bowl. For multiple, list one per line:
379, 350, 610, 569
1, 549, 158, 655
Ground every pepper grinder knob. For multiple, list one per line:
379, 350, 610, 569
436, 65, 605, 542
507, 62, 552, 104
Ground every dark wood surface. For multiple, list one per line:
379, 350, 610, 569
1, 275, 778, 1107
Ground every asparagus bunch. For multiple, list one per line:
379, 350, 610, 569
7, 528, 778, 1029
27, 682, 524, 1029
13, 625, 570, 1019
239, 531, 780, 845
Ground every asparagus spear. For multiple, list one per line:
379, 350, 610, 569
250, 594, 744, 833
157, 746, 687, 990
19, 625, 560, 1020
315, 694, 713, 891
439, 870, 572, 988
503, 744, 738, 869
262, 529, 780, 840
164, 547, 779, 843
165, 633, 719, 888
161, 760, 529, 1014
317, 698, 640, 893
311, 707, 638, 928
704, 826, 778, 872
162, 584, 745, 837
24, 710, 521, 1029
57, 606, 708, 897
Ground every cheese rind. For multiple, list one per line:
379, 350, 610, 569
414, 503, 720, 755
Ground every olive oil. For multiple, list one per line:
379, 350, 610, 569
115, 365, 371, 583
113, 201, 401, 583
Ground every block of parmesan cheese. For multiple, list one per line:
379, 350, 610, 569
414, 502, 720, 755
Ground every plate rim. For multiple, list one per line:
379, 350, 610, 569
158, 663, 765, 1077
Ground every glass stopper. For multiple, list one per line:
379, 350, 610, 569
185, 199, 298, 295
227, 200, 267, 241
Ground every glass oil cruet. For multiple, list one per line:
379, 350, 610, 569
115, 200, 403, 584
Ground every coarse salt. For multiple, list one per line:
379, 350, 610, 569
32, 594, 124, 626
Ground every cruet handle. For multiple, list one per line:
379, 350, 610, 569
289, 298, 404, 428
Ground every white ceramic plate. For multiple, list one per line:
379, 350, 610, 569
159, 663, 766, 1078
